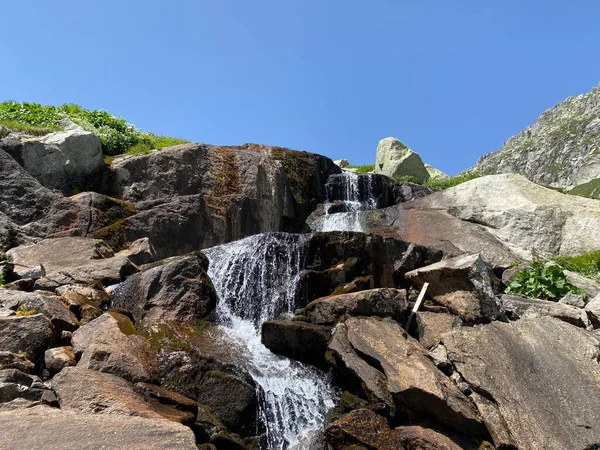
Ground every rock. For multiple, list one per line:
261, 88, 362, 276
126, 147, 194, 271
444, 316, 600, 449
0, 289, 78, 331
51, 367, 192, 424
17, 265, 45, 280
584, 294, 600, 328
333, 159, 350, 168
196, 370, 257, 436
328, 317, 484, 436
56, 285, 109, 317
0, 369, 55, 406
414, 311, 462, 350
0, 121, 104, 195
133, 382, 198, 416
71, 311, 160, 383
0, 149, 90, 251
394, 425, 481, 450
405, 254, 501, 323
261, 320, 331, 369
0, 405, 198, 450
0, 352, 34, 373
474, 82, 600, 191
374, 137, 430, 183
115, 237, 156, 265
8, 237, 137, 286
303, 288, 409, 325
564, 270, 600, 299
194, 403, 245, 449
502, 294, 590, 328
44, 346, 76, 374
110, 255, 216, 326
559, 292, 585, 308
424, 164, 449, 180
0, 314, 54, 360
325, 409, 396, 450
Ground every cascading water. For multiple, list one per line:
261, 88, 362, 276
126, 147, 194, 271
313, 171, 378, 232
203, 233, 336, 449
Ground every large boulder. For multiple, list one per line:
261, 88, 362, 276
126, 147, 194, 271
110, 255, 216, 326
303, 288, 409, 325
325, 408, 397, 450
444, 316, 600, 449
0, 405, 198, 450
71, 311, 160, 383
327, 317, 485, 436
0, 121, 104, 195
405, 254, 501, 323
0, 314, 54, 360
375, 137, 430, 183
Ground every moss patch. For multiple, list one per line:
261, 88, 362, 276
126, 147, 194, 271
107, 310, 138, 336
568, 178, 600, 199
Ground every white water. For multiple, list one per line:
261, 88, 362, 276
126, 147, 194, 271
313, 172, 378, 232
203, 233, 336, 449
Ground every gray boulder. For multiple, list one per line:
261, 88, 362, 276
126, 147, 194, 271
414, 311, 462, 350
425, 164, 449, 180
0, 314, 54, 360
0, 405, 198, 450
564, 270, 600, 299
333, 159, 350, 168
502, 294, 590, 328
444, 316, 600, 449
559, 292, 585, 308
0, 369, 56, 409
585, 294, 600, 328
0, 121, 104, 195
405, 254, 501, 323
44, 346, 76, 374
71, 311, 160, 383
374, 137, 430, 183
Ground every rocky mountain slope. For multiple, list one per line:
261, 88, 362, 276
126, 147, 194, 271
475, 82, 600, 194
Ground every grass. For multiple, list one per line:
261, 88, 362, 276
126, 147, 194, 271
0, 273, 4, 287
423, 171, 481, 190
552, 250, 600, 279
0, 101, 189, 156
347, 164, 375, 174
567, 178, 600, 200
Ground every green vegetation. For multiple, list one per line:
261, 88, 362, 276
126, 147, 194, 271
423, 171, 481, 190
15, 305, 37, 316
0, 273, 4, 287
506, 251, 583, 301
552, 250, 600, 280
393, 175, 418, 183
347, 164, 375, 174
567, 178, 600, 200
0, 101, 189, 156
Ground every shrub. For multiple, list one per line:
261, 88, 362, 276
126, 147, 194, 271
424, 171, 480, 190
0, 101, 189, 156
393, 175, 418, 183
552, 250, 600, 279
505, 250, 583, 301
347, 164, 375, 174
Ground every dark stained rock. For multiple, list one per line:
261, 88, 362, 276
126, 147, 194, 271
115, 237, 156, 265
0, 369, 56, 409
405, 254, 501, 323
0, 351, 34, 373
502, 294, 590, 328
110, 255, 217, 326
303, 288, 409, 325
261, 320, 331, 369
0, 314, 54, 360
414, 312, 462, 350
0, 405, 198, 450
196, 370, 257, 436
325, 409, 396, 450
394, 425, 484, 450
56, 285, 109, 318
0, 289, 78, 332
44, 346, 76, 374
133, 382, 198, 415
71, 311, 160, 383
328, 317, 485, 436
444, 316, 600, 449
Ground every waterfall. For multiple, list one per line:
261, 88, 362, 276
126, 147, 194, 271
203, 233, 336, 449
313, 172, 378, 232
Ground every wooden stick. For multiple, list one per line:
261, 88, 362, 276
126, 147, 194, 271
405, 282, 429, 330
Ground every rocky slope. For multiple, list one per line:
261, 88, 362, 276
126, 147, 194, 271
475, 82, 600, 194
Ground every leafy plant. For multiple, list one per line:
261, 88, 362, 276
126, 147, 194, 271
506, 250, 583, 301
552, 250, 600, 279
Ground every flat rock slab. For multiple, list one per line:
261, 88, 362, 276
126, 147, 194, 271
0, 405, 197, 450
444, 316, 600, 450
502, 294, 590, 328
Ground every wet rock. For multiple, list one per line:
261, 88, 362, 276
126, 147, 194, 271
115, 237, 156, 265
0, 369, 55, 408
44, 346, 76, 374
133, 382, 198, 414
261, 320, 331, 369
79, 304, 102, 325
72, 311, 160, 383
57, 285, 109, 318
0, 314, 54, 360
325, 408, 396, 450
196, 370, 257, 436
0, 289, 78, 332
414, 311, 462, 350
558, 292, 585, 308
405, 254, 501, 323
0, 405, 198, 450
0, 351, 34, 373
110, 255, 216, 326
502, 294, 590, 328
304, 288, 409, 325
444, 316, 600, 449
328, 317, 484, 436
51, 367, 192, 424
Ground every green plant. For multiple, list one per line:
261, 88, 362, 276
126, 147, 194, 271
393, 175, 418, 183
349, 164, 375, 174
506, 250, 583, 301
552, 250, 600, 279
0, 273, 4, 287
16, 305, 37, 316
424, 171, 481, 190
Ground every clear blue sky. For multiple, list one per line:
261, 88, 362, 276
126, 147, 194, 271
1, 1, 599, 174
